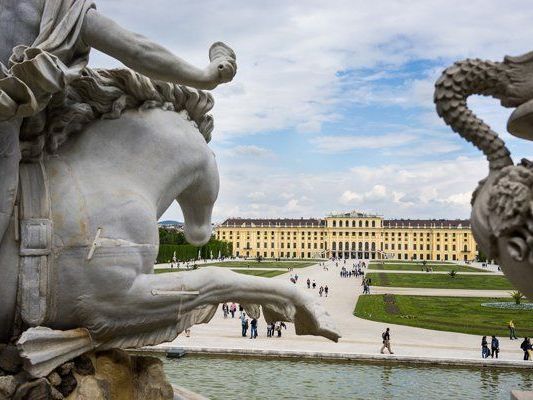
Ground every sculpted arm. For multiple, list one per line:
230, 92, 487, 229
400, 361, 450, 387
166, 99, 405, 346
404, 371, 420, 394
81, 9, 236, 90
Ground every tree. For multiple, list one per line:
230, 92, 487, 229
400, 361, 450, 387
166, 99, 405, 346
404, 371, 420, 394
510, 291, 525, 305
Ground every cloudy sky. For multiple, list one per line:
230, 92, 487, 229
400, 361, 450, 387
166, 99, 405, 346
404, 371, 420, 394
90, 0, 533, 223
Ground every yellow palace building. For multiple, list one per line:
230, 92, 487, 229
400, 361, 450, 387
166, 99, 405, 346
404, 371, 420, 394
214, 211, 478, 262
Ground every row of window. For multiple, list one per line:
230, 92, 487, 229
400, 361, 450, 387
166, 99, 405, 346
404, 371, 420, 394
384, 243, 469, 251
236, 242, 324, 249
329, 219, 381, 228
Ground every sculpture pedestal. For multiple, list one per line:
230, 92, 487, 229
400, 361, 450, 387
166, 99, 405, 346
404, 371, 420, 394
0, 347, 203, 400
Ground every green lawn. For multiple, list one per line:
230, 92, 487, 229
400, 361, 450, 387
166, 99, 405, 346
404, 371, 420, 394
230, 269, 287, 278
155, 268, 184, 274
354, 295, 533, 337
366, 272, 514, 290
155, 267, 285, 278
379, 260, 452, 264
369, 262, 488, 273
201, 261, 315, 269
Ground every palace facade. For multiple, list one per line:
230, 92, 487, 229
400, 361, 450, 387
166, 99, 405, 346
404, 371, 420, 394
214, 211, 478, 262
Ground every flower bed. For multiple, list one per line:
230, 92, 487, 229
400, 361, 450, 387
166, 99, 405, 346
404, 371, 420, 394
480, 302, 533, 311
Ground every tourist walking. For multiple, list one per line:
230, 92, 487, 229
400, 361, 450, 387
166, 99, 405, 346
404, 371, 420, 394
312, 280, 316, 289
324, 286, 329, 297
508, 320, 518, 340
521, 337, 531, 360
307, 278, 311, 289
491, 335, 499, 359
230, 303, 237, 318
380, 328, 394, 354
250, 318, 258, 339
481, 336, 490, 358
319, 286, 323, 297
266, 323, 273, 337
222, 303, 228, 318
241, 312, 248, 337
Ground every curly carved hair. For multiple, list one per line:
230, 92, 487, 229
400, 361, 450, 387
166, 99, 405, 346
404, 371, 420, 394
20, 68, 215, 160
488, 159, 533, 262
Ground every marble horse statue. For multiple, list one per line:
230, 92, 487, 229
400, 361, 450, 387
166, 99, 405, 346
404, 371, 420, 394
0, 0, 340, 379
435, 51, 533, 300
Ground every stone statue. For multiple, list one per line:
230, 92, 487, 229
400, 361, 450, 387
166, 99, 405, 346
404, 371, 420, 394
435, 51, 533, 300
0, 1, 339, 394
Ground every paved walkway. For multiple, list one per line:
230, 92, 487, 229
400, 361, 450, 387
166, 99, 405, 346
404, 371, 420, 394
153, 260, 531, 365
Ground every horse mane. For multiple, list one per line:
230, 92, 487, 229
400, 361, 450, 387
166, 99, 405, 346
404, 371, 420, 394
20, 68, 215, 160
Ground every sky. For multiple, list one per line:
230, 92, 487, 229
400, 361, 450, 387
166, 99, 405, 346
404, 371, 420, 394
89, 0, 533, 223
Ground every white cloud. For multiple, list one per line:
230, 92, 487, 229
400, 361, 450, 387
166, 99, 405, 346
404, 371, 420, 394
89, 1, 533, 223
247, 191, 266, 200
311, 133, 416, 153
90, 0, 533, 142
224, 145, 273, 158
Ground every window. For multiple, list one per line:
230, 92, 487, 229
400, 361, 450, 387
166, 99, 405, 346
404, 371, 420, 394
371, 220, 376, 227
332, 220, 336, 227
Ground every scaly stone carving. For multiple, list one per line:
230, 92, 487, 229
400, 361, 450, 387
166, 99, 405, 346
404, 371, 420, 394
435, 51, 533, 299
0, 1, 340, 390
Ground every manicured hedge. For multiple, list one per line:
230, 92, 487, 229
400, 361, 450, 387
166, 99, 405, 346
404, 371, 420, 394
157, 239, 233, 263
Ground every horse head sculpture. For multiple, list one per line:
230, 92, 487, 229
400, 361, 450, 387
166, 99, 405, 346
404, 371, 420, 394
0, 68, 340, 377
435, 51, 533, 299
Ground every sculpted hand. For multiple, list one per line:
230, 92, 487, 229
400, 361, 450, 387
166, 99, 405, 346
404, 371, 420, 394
204, 42, 237, 89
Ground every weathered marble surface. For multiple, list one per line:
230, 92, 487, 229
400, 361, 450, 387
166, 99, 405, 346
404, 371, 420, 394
435, 51, 533, 300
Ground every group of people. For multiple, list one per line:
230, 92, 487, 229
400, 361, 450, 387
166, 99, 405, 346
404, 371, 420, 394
306, 278, 329, 297
289, 273, 299, 284
477, 321, 533, 360
267, 322, 287, 337
507, 320, 533, 361
481, 335, 500, 358
238, 310, 287, 339
221, 302, 238, 318
239, 312, 258, 338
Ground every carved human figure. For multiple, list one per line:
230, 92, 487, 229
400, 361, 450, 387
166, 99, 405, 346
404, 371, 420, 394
435, 51, 533, 299
0, 2, 340, 379
0, 0, 237, 247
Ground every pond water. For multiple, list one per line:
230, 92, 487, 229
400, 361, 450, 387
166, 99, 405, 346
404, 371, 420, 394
163, 355, 533, 400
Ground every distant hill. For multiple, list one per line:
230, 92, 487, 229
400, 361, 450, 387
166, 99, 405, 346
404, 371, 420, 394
158, 220, 184, 227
